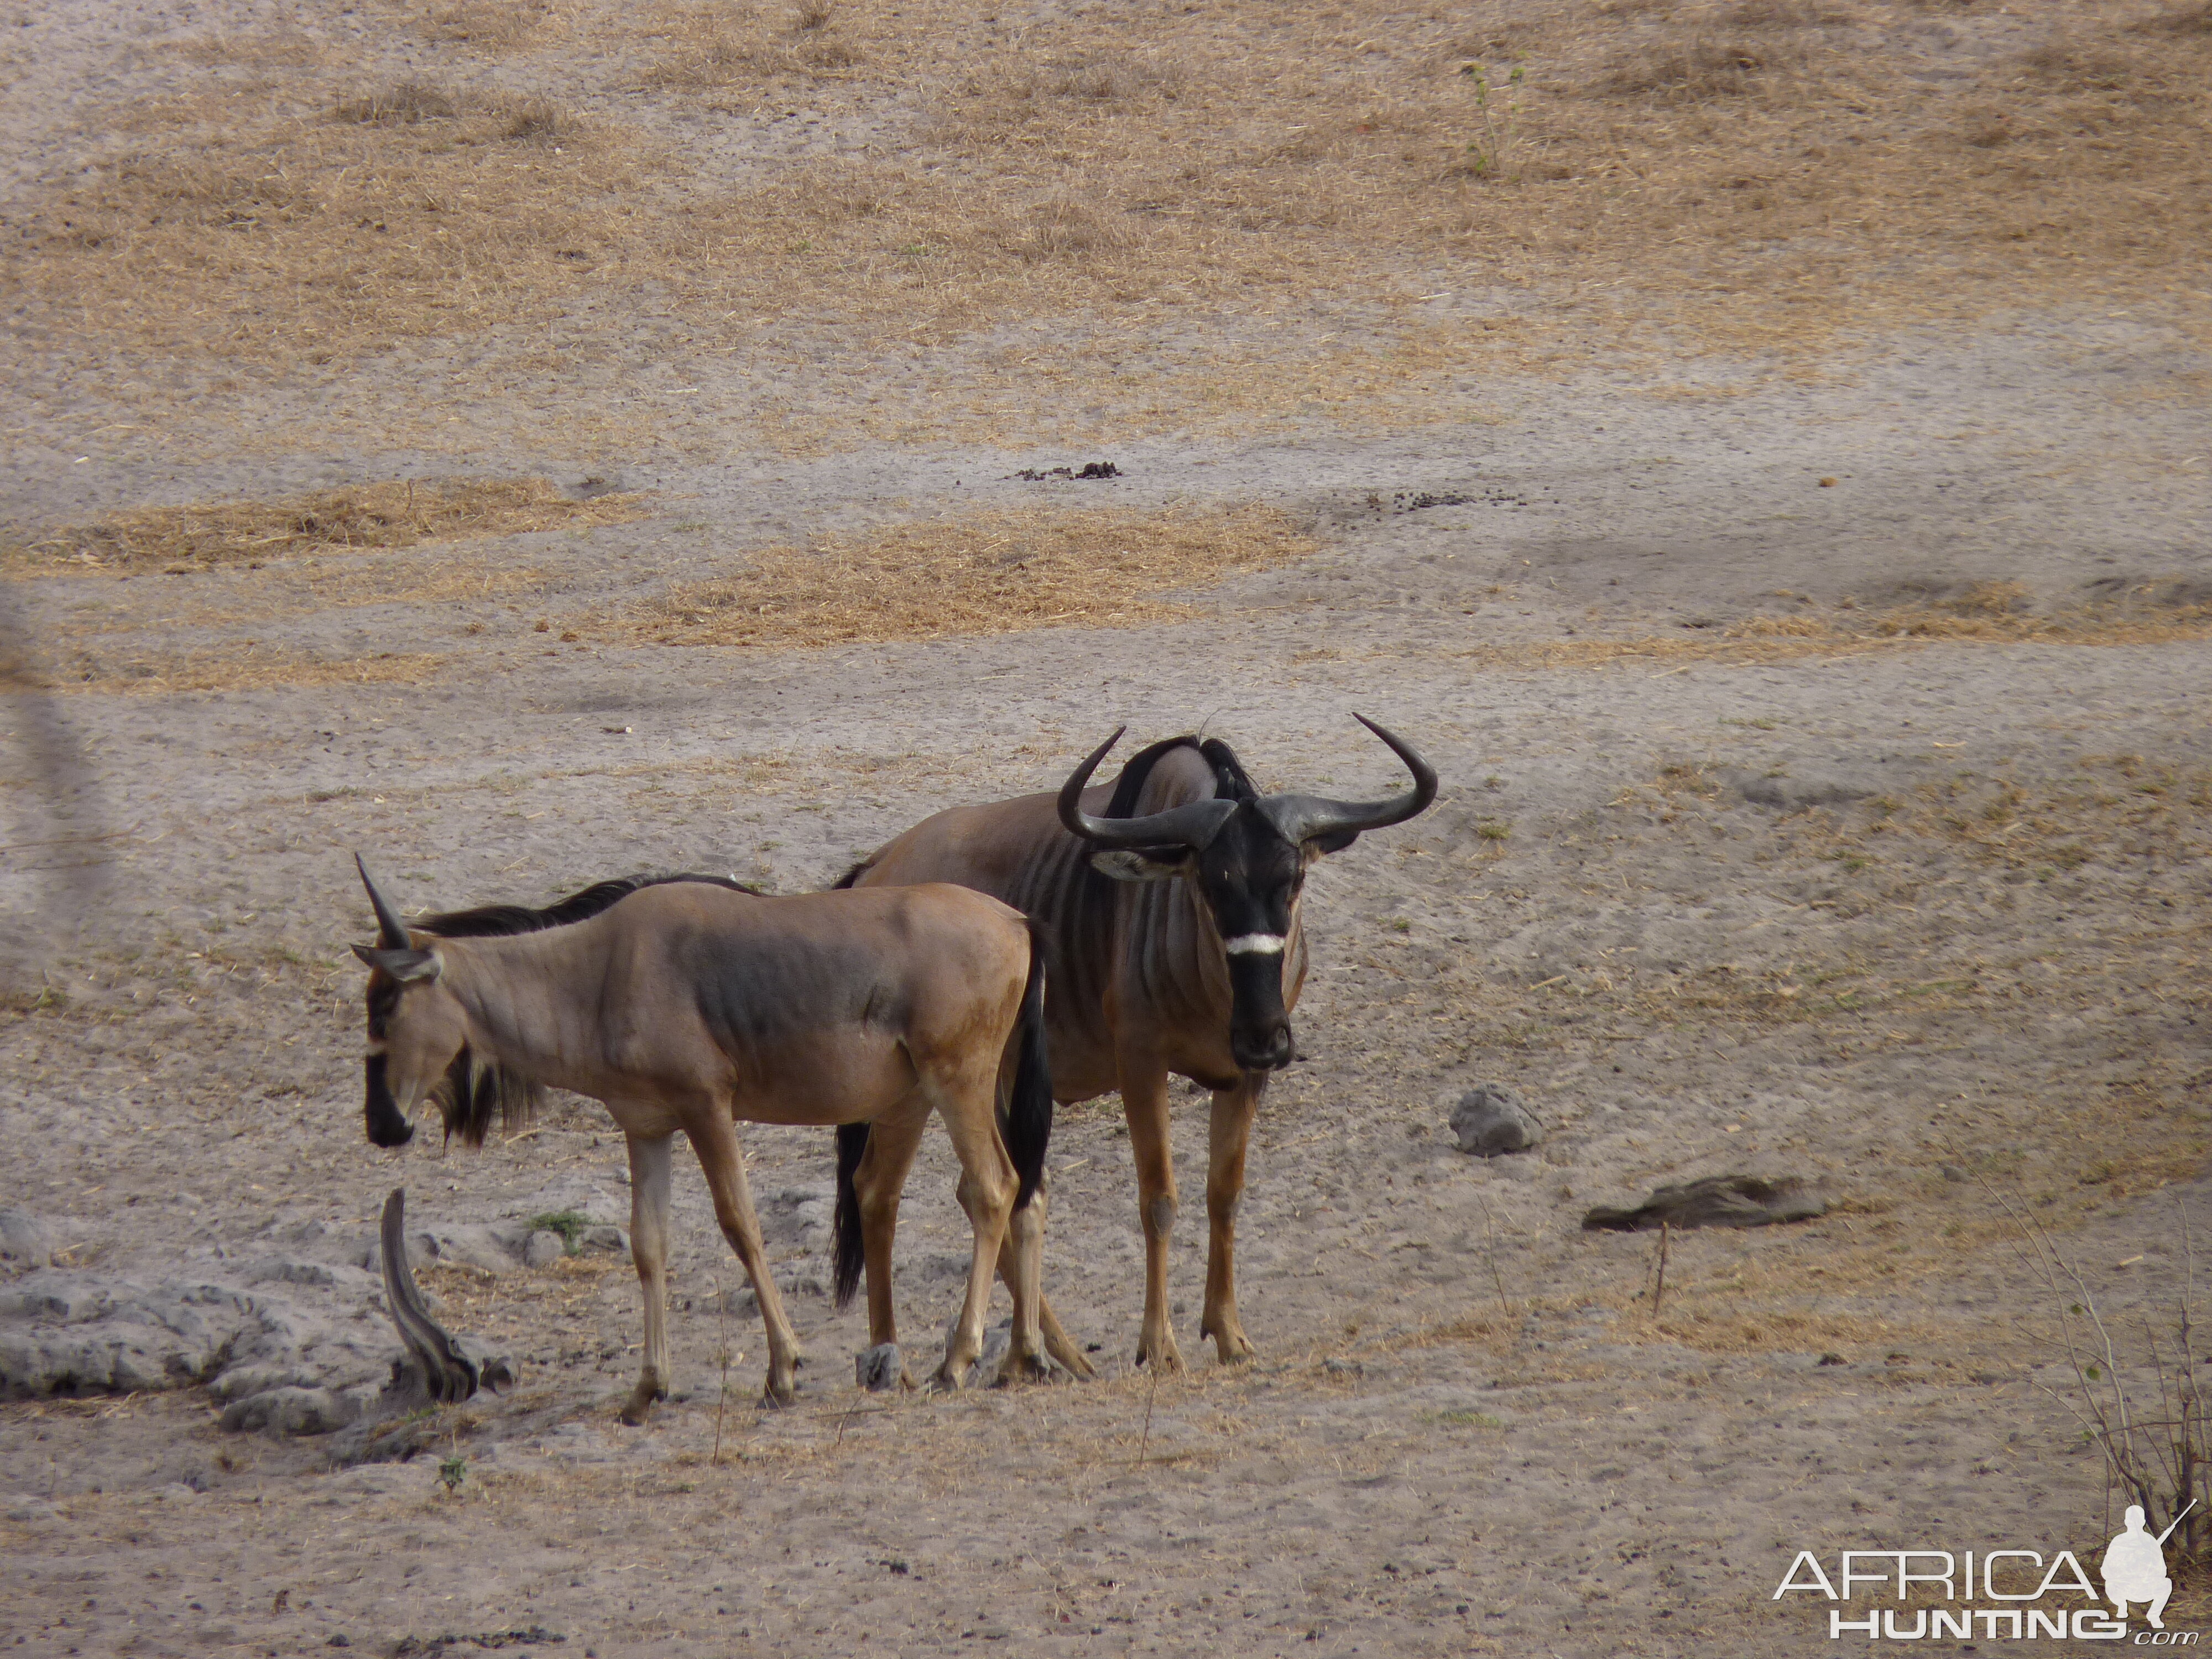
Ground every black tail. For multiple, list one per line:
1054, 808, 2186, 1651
1002, 924, 1053, 1212
831, 1120, 870, 1309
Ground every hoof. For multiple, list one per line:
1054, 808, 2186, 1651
1134, 1338, 1186, 1374
992, 1352, 1058, 1387
1205, 1328, 1258, 1365
619, 1389, 662, 1427
855, 1343, 905, 1394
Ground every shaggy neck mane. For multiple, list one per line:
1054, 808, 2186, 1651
415, 872, 759, 940
415, 871, 758, 1144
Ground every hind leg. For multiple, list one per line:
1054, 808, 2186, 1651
687, 1105, 803, 1407
992, 1188, 1093, 1380
926, 1068, 1017, 1389
854, 1098, 930, 1387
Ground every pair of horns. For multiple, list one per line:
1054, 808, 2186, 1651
1057, 714, 1438, 851
358, 853, 411, 948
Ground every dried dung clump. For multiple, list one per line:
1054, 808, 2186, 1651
626, 504, 1317, 648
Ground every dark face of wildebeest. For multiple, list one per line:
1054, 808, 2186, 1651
349, 855, 463, 1149
1059, 714, 1437, 1073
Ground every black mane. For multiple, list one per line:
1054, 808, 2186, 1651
415, 872, 759, 940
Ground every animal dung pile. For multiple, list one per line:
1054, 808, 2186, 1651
1580, 1175, 1829, 1233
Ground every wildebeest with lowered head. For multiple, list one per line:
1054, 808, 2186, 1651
836, 715, 1436, 1370
349, 855, 1068, 1416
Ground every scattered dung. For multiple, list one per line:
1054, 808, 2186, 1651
1013, 462, 1121, 480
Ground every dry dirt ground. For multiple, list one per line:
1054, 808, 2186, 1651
5, 0, 2212, 1654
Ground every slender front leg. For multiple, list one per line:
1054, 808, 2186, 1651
687, 1105, 802, 1407
1119, 1054, 1182, 1372
622, 1132, 675, 1426
1200, 1071, 1264, 1364
854, 1099, 930, 1388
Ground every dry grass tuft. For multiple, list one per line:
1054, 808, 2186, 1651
2138, 0, 2212, 34
641, 4, 863, 88
332, 79, 461, 126
1605, 38, 1787, 100
502, 98, 573, 145
10, 478, 650, 572
618, 504, 1317, 648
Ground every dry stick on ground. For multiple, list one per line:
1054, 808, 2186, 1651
1138, 1367, 1160, 1464
1653, 1219, 1672, 1319
1477, 1196, 1512, 1321
711, 1276, 734, 1467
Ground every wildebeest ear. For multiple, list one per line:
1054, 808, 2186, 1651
1305, 828, 1361, 857
1090, 848, 1189, 884
351, 943, 443, 981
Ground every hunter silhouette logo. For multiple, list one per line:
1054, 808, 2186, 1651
1773, 1502, 2201, 1642
2103, 1503, 2192, 1631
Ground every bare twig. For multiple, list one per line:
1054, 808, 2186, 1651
711, 1276, 733, 1467
1138, 1366, 1160, 1464
1477, 1196, 1512, 1321
1653, 1220, 1671, 1318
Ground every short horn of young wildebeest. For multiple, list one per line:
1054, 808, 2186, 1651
349, 858, 1063, 1419
836, 713, 1437, 1371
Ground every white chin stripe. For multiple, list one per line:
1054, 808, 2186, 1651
1223, 933, 1286, 956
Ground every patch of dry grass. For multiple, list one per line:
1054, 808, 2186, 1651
9, 478, 649, 572
44, 647, 445, 696
11, 0, 2209, 386
614, 504, 1318, 648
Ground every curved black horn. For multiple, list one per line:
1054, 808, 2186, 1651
356, 852, 411, 949
1254, 714, 1438, 845
1057, 727, 1238, 852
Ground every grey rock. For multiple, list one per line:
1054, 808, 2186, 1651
915, 1251, 975, 1286
523, 1230, 567, 1270
1322, 1357, 1364, 1379
220, 1386, 364, 1436
580, 1224, 628, 1254
1582, 1174, 1829, 1233
1450, 1085, 1542, 1157
724, 1264, 828, 1316
0, 1211, 53, 1270
0, 1268, 389, 1418
759, 1185, 837, 1249
856, 1343, 905, 1392
1723, 768, 1872, 811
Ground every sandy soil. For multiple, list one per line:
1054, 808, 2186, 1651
6, 0, 2212, 1655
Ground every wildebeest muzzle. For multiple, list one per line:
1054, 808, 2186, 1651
364, 1053, 416, 1147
